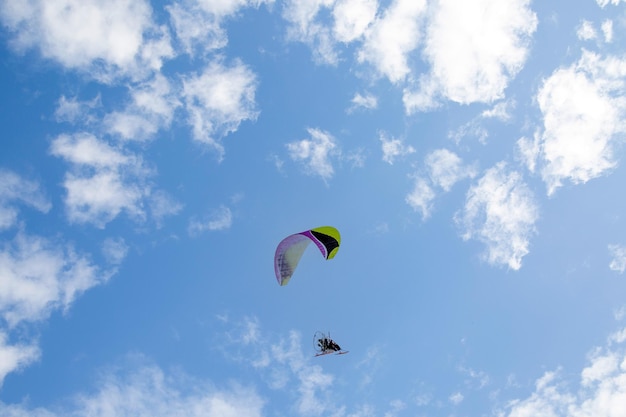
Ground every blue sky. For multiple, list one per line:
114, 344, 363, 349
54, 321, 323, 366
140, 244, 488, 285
1, 0, 626, 416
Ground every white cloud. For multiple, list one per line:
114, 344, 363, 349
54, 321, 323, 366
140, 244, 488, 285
404, 0, 536, 112
380, 133, 415, 164
287, 128, 338, 181
105, 74, 181, 141
456, 162, 538, 270
0, 232, 109, 327
215, 316, 340, 415
358, 0, 426, 83
0, 363, 265, 417
425, 149, 477, 191
597, 0, 626, 6
167, 0, 272, 56
183, 61, 259, 160
50, 133, 151, 227
481, 100, 515, 121
532, 50, 626, 195
609, 244, 626, 273
282, 0, 338, 64
602, 20, 614, 42
503, 326, 626, 417
0, 170, 51, 231
0, 0, 174, 82
516, 133, 541, 173
406, 177, 436, 220
167, 2, 227, 55
266, 331, 337, 416
332, 0, 377, 43
188, 205, 233, 235
577, 20, 597, 41
449, 392, 464, 405
0, 331, 39, 387
348, 92, 378, 112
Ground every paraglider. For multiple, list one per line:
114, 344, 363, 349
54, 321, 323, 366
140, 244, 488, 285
274, 226, 341, 286
313, 331, 348, 356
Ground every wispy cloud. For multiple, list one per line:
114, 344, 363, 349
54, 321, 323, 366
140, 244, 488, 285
0, 170, 51, 231
287, 128, 339, 181
348, 92, 378, 113
608, 244, 626, 273
54, 95, 101, 125
183, 60, 259, 160
456, 162, 538, 270
104, 74, 181, 141
101, 237, 129, 266
167, 0, 273, 56
502, 326, 626, 417
425, 149, 477, 192
406, 177, 436, 220
406, 149, 476, 220
596, 0, 626, 7
217, 316, 340, 416
380, 133, 415, 165
0, 360, 265, 417
0, 331, 39, 387
188, 205, 233, 235
282, 0, 339, 64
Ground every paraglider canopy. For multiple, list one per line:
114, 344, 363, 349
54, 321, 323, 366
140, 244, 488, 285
274, 226, 341, 286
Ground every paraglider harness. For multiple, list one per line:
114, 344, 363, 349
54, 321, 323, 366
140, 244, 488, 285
313, 331, 347, 356
317, 337, 341, 352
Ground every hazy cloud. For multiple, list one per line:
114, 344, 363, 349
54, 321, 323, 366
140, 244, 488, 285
101, 237, 129, 266
54, 95, 101, 125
